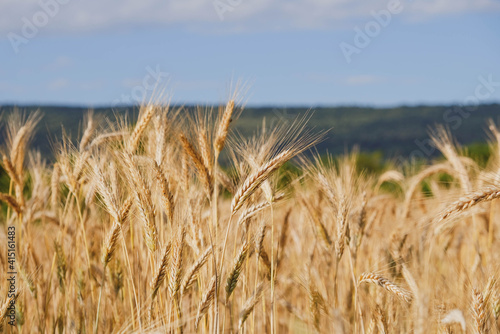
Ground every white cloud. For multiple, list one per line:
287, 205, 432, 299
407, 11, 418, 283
0, 81, 25, 93
174, 79, 220, 91
47, 78, 69, 90
80, 80, 104, 90
344, 75, 383, 85
44, 55, 72, 70
121, 78, 143, 89
409, 0, 497, 16
0, 0, 499, 36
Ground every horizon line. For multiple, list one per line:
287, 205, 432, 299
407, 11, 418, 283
1, 101, 500, 110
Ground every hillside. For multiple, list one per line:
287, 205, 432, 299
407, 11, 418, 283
0, 103, 499, 163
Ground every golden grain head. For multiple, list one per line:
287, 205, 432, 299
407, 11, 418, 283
1, 104, 499, 333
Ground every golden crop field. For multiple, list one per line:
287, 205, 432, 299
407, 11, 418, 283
1, 100, 499, 333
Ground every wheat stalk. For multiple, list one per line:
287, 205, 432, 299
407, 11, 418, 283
93, 164, 121, 222
2, 155, 21, 187
492, 293, 500, 320
0, 193, 22, 214
437, 186, 500, 222
102, 223, 122, 265
181, 246, 212, 296
72, 150, 90, 188
214, 100, 235, 155
127, 105, 155, 153
358, 272, 413, 303
217, 167, 236, 194
96, 216, 121, 333
309, 281, 327, 331
483, 276, 497, 304
179, 133, 213, 196
238, 283, 264, 330
301, 196, 331, 247
54, 241, 67, 293
0, 292, 19, 331
335, 195, 349, 261
226, 240, 250, 300
402, 163, 455, 219
51, 162, 60, 209
120, 197, 134, 223
375, 304, 388, 334
2, 153, 24, 210
90, 131, 127, 148
231, 150, 293, 215
472, 287, 487, 334
17, 264, 37, 298
169, 227, 186, 299
317, 172, 336, 210
80, 111, 94, 152
9, 111, 42, 177
195, 275, 217, 330
153, 161, 175, 224
375, 170, 404, 191
237, 193, 284, 226
150, 242, 172, 300
255, 222, 267, 258
430, 125, 471, 192
198, 128, 213, 176
123, 152, 157, 252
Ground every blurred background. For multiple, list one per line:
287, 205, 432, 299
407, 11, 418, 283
1, 0, 499, 164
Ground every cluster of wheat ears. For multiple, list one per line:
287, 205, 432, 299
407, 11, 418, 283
1, 100, 500, 334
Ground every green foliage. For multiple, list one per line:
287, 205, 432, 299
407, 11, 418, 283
379, 181, 404, 196
0, 166, 10, 194
464, 142, 491, 168
421, 181, 433, 198
277, 161, 302, 190
437, 172, 455, 190
1, 104, 499, 163
356, 151, 386, 175
0, 167, 11, 218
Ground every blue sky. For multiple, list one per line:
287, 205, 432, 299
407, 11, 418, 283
0, 0, 499, 107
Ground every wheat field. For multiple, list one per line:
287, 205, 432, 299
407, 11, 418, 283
1, 101, 500, 333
